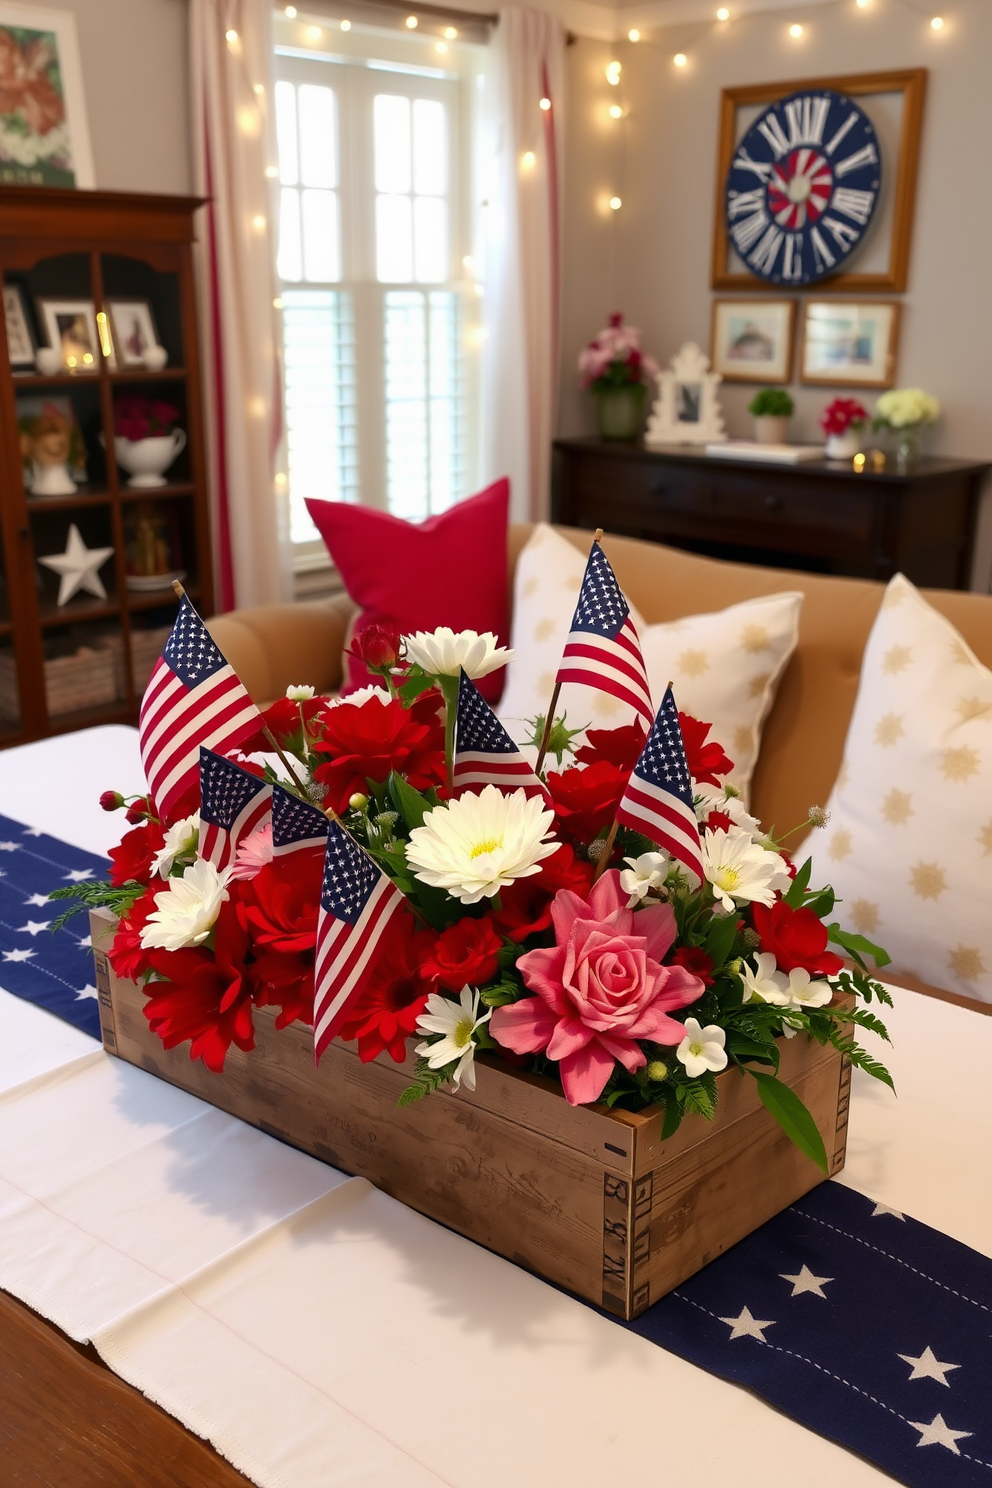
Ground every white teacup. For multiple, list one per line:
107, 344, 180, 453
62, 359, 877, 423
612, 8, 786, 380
113, 429, 187, 488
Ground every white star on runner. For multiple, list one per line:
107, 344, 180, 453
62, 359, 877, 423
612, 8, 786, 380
899, 1347, 960, 1387
63, 869, 94, 883
21, 825, 44, 836
17, 920, 51, 936
871, 1202, 906, 1220
719, 1306, 776, 1341
2, 947, 36, 962
0, 841, 20, 852
25, 892, 51, 907
75, 984, 99, 1001
77, 934, 91, 949
907, 1413, 972, 1455
780, 1265, 833, 1299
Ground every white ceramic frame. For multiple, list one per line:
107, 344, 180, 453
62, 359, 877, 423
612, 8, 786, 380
645, 341, 727, 447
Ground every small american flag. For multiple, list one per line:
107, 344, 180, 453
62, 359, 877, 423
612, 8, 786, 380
616, 685, 704, 884
453, 670, 549, 800
139, 595, 261, 823
557, 541, 653, 725
198, 748, 272, 871
313, 820, 406, 1060
271, 782, 330, 858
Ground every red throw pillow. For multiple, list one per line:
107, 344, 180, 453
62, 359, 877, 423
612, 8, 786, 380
305, 479, 510, 704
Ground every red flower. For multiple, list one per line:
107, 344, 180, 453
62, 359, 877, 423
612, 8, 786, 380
311, 692, 445, 815
573, 722, 646, 773
678, 713, 734, 786
349, 621, 402, 671
100, 790, 123, 812
252, 948, 315, 1028
142, 896, 257, 1072
703, 809, 733, 833
751, 900, 844, 977
669, 945, 716, 987
491, 843, 595, 942
546, 760, 627, 844
108, 888, 160, 982
242, 854, 322, 1028
418, 916, 502, 991
820, 397, 868, 437
336, 913, 437, 1063
238, 694, 324, 753
108, 822, 166, 887
125, 795, 155, 825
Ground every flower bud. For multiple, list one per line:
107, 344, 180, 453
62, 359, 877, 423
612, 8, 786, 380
348, 792, 369, 811
646, 1060, 668, 1082
807, 804, 830, 829
351, 623, 401, 670
99, 790, 124, 812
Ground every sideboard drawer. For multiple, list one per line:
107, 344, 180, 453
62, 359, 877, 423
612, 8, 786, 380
712, 480, 875, 542
573, 456, 713, 520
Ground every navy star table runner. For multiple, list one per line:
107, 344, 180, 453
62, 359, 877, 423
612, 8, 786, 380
624, 1181, 991, 1488
0, 811, 108, 1039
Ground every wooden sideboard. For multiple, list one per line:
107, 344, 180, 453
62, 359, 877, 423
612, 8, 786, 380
551, 439, 990, 590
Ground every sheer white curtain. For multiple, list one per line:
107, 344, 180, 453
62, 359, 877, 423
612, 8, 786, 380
190, 0, 291, 609
482, 8, 565, 523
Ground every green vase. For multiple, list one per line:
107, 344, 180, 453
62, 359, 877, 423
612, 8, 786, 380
595, 383, 647, 441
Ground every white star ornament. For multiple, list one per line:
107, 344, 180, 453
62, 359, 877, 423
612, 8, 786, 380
38, 524, 114, 606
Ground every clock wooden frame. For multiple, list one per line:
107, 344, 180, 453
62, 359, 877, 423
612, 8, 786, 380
711, 69, 927, 294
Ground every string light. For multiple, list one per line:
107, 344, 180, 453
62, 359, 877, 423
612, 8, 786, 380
340, 18, 351, 28
673, 52, 688, 66
254, 83, 265, 94
225, 27, 238, 43
609, 196, 622, 210
628, 28, 640, 41
284, 5, 296, 15
716, 6, 730, 17
273, 297, 284, 310
605, 59, 621, 84
252, 214, 266, 229
609, 103, 623, 118
789, 22, 804, 37
435, 40, 448, 52
306, 24, 322, 41
264, 164, 278, 178
444, 25, 458, 37
521, 150, 536, 170
855, 0, 869, 7
406, 14, 418, 27
539, 96, 551, 110
930, 14, 944, 28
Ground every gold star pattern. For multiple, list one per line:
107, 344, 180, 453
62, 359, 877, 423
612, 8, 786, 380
741, 623, 771, 653
881, 584, 906, 609
940, 746, 980, 783
828, 829, 853, 861
522, 576, 540, 599
979, 820, 992, 856
882, 645, 912, 675
948, 946, 986, 983
909, 861, 947, 900
593, 693, 622, 719
533, 617, 558, 642
851, 899, 880, 934
956, 695, 992, 724
949, 639, 972, 666
835, 760, 849, 791
733, 724, 752, 757
677, 648, 709, 678
748, 672, 770, 699
537, 670, 555, 696
874, 714, 904, 748
881, 788, 914, 825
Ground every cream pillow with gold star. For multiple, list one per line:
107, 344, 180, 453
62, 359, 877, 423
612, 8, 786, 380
812, 572, 992, 1005
497, 523, 802, 798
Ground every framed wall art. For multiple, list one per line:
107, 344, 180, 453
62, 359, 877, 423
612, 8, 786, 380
3, 283, 35, 366
799, 300, 900, 388
106, 300, 159, 367
711, 70, 926, 294
711, 298, 795, 383
644, 341, 726, 447
0, 4, 94, 188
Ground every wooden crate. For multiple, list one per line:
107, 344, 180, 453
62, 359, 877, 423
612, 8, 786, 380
91, 910, 851, 1320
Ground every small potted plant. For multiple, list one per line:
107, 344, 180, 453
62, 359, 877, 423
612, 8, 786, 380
578, 313, 660, 441
111, 396, 186, 488
748, 387, 794, 445
820, 397, 868, 460
872, 387, 940, 468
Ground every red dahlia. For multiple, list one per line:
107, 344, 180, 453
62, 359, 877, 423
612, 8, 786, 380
311, 692, 445, 815
751, 900, 844, 977
336, 913, 438, 1063
678, 713, 734, 787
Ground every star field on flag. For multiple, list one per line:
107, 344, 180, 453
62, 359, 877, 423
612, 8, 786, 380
555, 540, 653, 725
453, 670, 549, 800
198, 749, 272, 870
616, 685, 704, 883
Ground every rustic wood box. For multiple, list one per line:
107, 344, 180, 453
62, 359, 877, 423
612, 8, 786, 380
91, 910, 851, 1320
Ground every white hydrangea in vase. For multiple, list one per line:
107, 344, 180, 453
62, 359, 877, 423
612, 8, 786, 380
872, 387, 940, 468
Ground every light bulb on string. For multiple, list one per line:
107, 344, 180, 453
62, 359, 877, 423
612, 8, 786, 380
340, 19, 351, 29
444, 24, 457, 37
605, 59, 621, 85
628, 28, 640, 41
539, 96, 551, 110
716, 6, 730, 18
609, 196, 622, 210
930, 15, 944, 28
284, 4, 297, 15
609, 103, 623, 119
406, 14, 418, 27
788, 22, 804, 37
673, 52, 687, 67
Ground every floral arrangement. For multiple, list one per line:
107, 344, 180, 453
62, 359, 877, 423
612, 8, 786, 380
114, 396, 182, 442
820, 397, 867, 437
872, 387, 940, 432
59, 617, 895, 1175
578, 313, 660, 391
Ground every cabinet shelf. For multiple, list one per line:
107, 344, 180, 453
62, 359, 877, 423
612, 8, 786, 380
109, 369, 187, 383
119, 482, 194, 502
27, 490, 112, 512
39, 595, 120, 627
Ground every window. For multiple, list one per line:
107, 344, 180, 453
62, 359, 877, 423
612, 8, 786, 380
273, 19, 483, 552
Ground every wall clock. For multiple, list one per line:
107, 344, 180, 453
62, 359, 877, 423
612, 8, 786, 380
725, 88, 881, 286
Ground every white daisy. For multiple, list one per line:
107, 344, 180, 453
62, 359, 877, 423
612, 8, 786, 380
619, 850, 670, 904
406, 784, 557, 904
702, 825, 791, 913
403, 628, 514, 681
140, 859, 231, 952
150, 813, 200, 879
328, 685, 391, 708
676, 1017, 728, 1077
416, 985, 492, 1091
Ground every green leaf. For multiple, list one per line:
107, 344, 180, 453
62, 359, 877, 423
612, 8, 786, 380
802, 887, 835, 918
783, 857, 813, 907
660, 1098, 683, 1139
387, 771, 431, 830
827, 923, 892, 969
704, 910, 740, 968
751, 1071, 829, 1173
480, 981, 522, 1008
396, 668, 437, 705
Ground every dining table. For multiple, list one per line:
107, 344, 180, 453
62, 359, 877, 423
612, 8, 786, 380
0, 724, 989, 1488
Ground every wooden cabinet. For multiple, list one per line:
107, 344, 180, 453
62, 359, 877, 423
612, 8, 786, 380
552, 439, 990, 589
0, 187, 213, 746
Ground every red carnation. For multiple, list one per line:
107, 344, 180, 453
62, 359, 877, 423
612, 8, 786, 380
546, 759, 627, 844
573, 722, 646, 773
349, 621, 402, 671
678, 713, 734, 786
751, 900, 844, 977
669, 945, 716, 987
336, 913, 437, 1063
311, 692, 445, 815
491, 843, 594, 942
142, 896, 257, 1072
242, 855, 321, 1028
108, 888, 160, 982
108, 821, 166, 888
418, 916, 502, 992
238, 693, 324, 753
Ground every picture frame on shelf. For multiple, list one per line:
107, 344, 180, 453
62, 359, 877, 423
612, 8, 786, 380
106, 299, 159, 368
36, 297, 101, 373
0, 4, 95, 188
644, 341, 727, 447
17, 394, 88, 484
3, 283, 34, 367
800, 300, 900, 388
711, 298, 795, 383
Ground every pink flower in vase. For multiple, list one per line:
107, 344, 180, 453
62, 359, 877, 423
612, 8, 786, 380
490, 869, 705, 1105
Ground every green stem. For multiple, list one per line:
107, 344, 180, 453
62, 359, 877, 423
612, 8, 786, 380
437, 675, 459, 791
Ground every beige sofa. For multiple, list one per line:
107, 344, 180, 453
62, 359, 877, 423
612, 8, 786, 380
208, 525, 992, 1011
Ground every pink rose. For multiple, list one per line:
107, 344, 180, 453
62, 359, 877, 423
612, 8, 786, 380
490, 870, 705, 1105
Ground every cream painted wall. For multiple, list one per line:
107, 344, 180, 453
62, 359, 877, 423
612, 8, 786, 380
557, 0, 992, 590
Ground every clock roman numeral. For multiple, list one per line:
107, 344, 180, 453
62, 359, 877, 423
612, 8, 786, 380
730, 206, 768, 254
756, 112, 791, 161
824, 111, 858, 157
732, 146, 774, 183
822, 214, 861, 251
831, 186, 875, 225
727, 189, 766, 220
784, 95, 830, 148
810, 226, 836, 271
834, 141, 879, 178
748, 224, 784, 275
782, 233, 804, 281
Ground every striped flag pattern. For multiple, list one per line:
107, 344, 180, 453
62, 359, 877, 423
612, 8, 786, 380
556, 541, 653, 725
313, 820, 406, 1060
453, 670, 550, 800
270, 782, 330, 858
138, 595, 261, 823
198, 748, 272, 871
616, 686, 704, 884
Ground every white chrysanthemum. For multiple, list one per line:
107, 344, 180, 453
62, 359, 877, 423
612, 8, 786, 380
328, 685, 390, 708
676, 1017, 728, 1078
140, 858, 231, 952
741, 951, 791, 1006
619, 850, 670, 904
416, 985, 492, 1091
694, 785, 761, 839
702, 825, 791, 913
402, 628, 514, 680
406, 784, 557, 904
150, 813, 199, 879
285, 683, 315, 700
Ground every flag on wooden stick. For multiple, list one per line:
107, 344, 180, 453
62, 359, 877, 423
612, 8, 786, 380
270, 781, 331, 858
453, 670, 550, 800
616, 685, 704, 884
198, 748, 272, 870
556, 539, 653, 725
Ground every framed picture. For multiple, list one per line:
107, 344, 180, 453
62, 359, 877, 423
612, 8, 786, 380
799, 301, 900, 388
711, 299, 795, 383
106, 300, 159, 367
37, 297, 101, 372
17, 394, 87, 482
0, 4, 94, 188
3, 283, 35, 367
711, 69, 926, 293
644, 341, 727, 448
